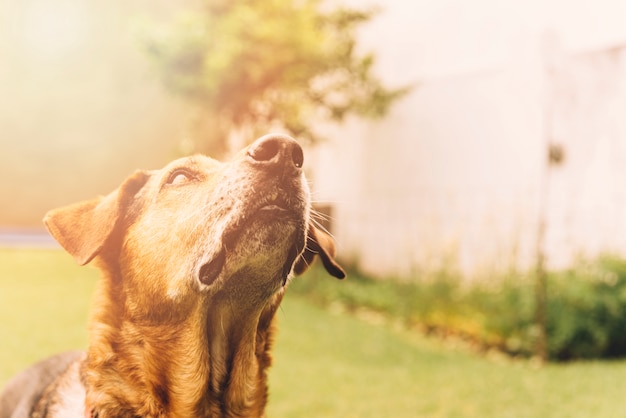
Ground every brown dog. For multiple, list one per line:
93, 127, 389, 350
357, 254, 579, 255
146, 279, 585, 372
0, 134, 345, 418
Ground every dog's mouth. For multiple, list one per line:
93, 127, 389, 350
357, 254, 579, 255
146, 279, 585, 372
223, 188, 299, 247
198, 187, 306, 287
199, 248, 226, 286
255, 191, 293, 217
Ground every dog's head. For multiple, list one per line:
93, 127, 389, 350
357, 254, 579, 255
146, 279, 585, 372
44, 134, 344, 321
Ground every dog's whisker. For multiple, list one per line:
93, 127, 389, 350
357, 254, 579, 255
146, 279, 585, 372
310, 210, 332, 224
309, 218, 336, 241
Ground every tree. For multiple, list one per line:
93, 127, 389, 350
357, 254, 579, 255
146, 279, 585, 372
139, 0, 408, 156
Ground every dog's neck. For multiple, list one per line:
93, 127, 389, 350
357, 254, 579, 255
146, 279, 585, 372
82, 266, 283, 418
203, 291, 282, 417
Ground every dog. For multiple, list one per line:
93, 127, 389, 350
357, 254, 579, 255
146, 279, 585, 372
0, 134, 345, 418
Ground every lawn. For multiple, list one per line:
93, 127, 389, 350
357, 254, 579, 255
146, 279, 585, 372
2, 248, 626, 417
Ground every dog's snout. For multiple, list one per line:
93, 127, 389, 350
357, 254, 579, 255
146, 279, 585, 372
247, 134, 304, 173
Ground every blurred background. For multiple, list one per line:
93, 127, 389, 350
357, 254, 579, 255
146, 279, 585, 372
4, 0, 626, 276
6, 1, 626, 413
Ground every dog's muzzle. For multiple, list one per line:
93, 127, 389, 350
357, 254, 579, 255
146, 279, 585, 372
198, 134, 308, 287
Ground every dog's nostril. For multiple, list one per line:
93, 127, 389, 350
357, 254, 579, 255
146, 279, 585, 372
248, 137, 281, 163
248, 134, 304, 169
292, 145, 304, 168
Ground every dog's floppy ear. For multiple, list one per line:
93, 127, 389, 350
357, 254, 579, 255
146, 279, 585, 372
294, 225, 346, 279
43, 170, 150, 266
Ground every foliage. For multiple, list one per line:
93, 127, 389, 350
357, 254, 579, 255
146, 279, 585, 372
137, 0, 408, 155
545, 256, 626, 360
291, 255, 626, 361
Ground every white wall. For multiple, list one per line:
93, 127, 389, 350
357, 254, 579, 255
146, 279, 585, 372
313, 0, 626, 278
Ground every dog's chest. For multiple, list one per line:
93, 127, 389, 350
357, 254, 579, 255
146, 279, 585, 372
35, 361, 86, 418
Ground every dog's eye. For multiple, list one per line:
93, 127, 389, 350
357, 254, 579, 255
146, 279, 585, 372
165, 169, 195, 186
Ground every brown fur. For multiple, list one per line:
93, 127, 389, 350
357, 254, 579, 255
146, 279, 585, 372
1, 134, 344, 418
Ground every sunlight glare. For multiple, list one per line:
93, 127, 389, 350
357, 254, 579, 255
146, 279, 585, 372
19, 0, 90, 60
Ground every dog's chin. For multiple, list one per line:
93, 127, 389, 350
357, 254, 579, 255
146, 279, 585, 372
198, 209, 305, 289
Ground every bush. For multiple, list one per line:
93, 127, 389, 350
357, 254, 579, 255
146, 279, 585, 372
292, 255, 626, 361
546, 256, 626, 360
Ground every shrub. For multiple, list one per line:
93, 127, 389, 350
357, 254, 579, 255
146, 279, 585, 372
546, 256, 626, 360
291, 255, 626, 361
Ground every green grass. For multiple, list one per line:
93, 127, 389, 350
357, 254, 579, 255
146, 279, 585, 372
270, 298, 626, 418
3, 249, 626, 417
0, 248, 95, 380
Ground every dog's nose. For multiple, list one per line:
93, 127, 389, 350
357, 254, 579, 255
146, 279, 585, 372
247, 134, 304, 174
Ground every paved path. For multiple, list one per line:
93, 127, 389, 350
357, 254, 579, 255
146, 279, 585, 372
0, 229, 59, 248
